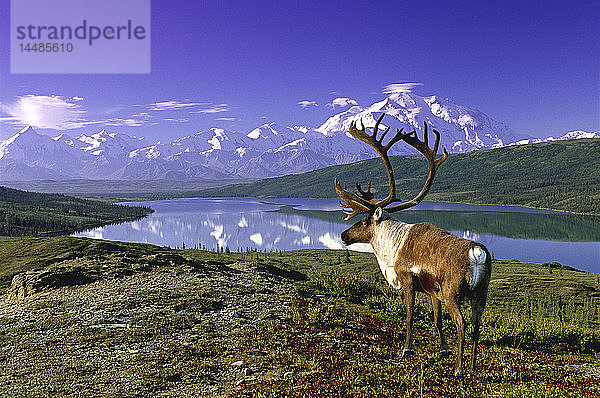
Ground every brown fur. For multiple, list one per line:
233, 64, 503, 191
399, 223, 473, 298
341, 215, 491, 376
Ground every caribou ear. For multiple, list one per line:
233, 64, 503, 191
373, 207, 384, 223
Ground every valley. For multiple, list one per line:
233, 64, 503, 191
197, 139, 600, 215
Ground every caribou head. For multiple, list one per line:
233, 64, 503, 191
336, 113, 448, 243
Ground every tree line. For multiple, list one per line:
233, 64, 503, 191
0, 186, 153, 236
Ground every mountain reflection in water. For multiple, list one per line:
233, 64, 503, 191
72, 197, 600, 274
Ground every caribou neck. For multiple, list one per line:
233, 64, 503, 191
370, 219, 413, 289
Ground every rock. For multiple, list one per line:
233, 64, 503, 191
9, 266, 95, 299
7, 252, 201, 300
0, 242, 301, 396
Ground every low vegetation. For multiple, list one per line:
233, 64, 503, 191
0, 237, 598, 396
0, 186, 153, 236
198, 139, 600, 215
0, 177, 253, 201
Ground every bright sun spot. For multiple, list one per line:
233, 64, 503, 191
21, 100, 40, 126
1, 95, 86, 130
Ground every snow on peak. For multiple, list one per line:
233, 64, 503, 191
1, 126, 45, 155
92, 130, 117, 139
0, 93, 595, 180
17, 125, 36, 135
560, 130, 600, 140
208, 134, 223, 150
316, 92, 526, 153
247, 123, 280, 140
247, 127, 262, 139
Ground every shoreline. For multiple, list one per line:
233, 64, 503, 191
116, 194, 600, 217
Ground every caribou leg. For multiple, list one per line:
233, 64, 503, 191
401, 278, 416, 358
446, 299, 465, 376
432, 296, 451, 357
470, 296, 487, 373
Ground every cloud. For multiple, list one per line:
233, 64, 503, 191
148, 100, 206, 111
72, 96, 84, 101
148, 100, 229, 114
162, 118, 189, 123
95, 112, 152, 127
0, 95, 86, 130
382, 82, 423, 95
298, 100, 317, 109
328, 97, 358, 108
215, 117, 236, 121
103, 118, 147, 127
190, 104, 229, 114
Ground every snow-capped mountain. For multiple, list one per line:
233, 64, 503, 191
0, 126, 85, 179
316, 93, 523, 153
512, 130, 600, 145
0, 93, 596, 180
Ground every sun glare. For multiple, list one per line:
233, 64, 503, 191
20, 98, 40, 127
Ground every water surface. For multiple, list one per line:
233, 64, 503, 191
73, 197, 600, 274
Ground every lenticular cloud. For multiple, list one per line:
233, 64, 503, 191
382, 82, 423, 95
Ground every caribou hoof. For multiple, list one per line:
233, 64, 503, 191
439, 348, 452, 358
401, 349, 415, 358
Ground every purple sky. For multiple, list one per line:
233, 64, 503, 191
0, 0, 598, 142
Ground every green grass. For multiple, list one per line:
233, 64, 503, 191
0, 236, 168, 290
2, 238, 598, 350
229, 298, 599, 397
1, 237, 599, 397
197, 139, 600, 215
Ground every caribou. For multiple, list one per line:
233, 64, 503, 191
335, 114, 491, 376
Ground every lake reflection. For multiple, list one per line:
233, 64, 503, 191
73, 197, 600, 274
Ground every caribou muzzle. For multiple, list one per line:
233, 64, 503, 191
340, 229, 354, 246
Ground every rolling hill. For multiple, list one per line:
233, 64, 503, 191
197, 139, 600, 215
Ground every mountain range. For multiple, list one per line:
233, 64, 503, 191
1, 92, 598, 180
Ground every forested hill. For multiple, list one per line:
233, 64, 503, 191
198, 139, 600, 215
0, 186, 153, 237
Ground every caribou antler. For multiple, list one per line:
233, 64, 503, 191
335, 114, 448, 219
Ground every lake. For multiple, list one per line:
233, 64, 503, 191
73, 197, 600, 274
